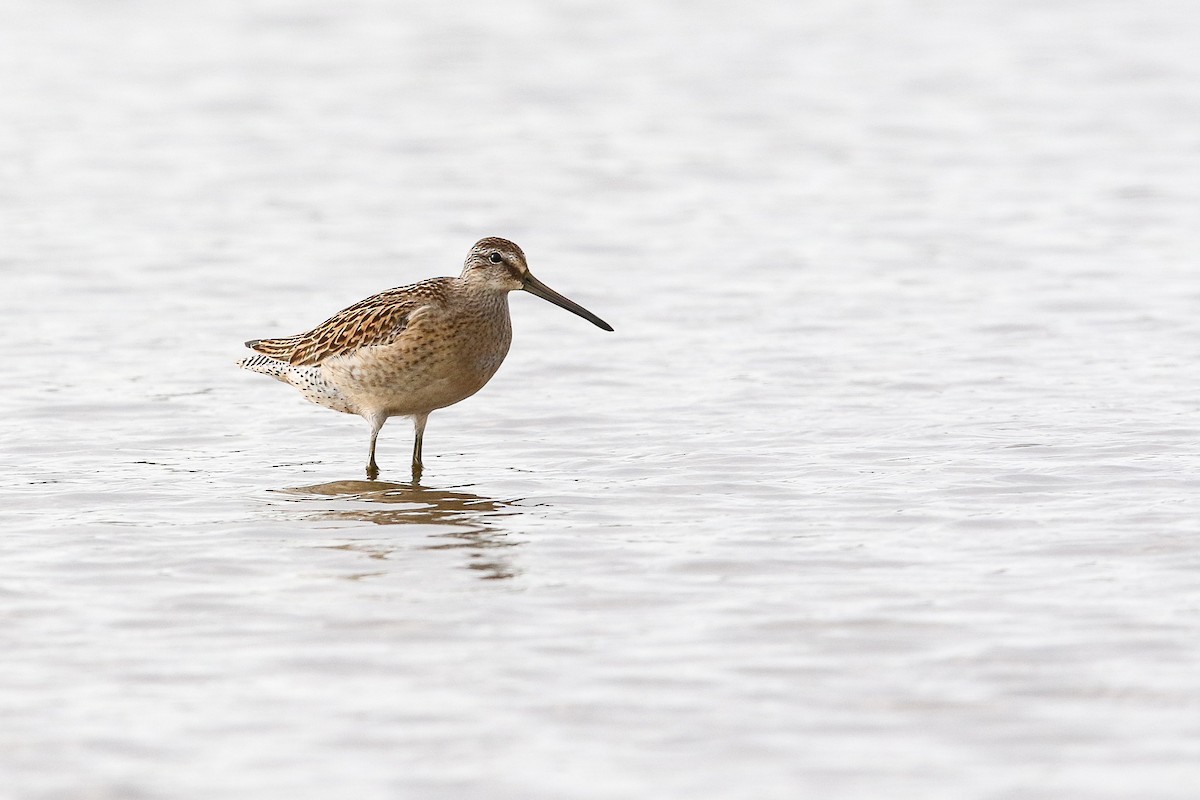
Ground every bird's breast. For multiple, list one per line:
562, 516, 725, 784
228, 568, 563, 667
324, 299, 513, 416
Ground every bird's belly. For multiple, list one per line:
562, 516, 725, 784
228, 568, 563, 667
323, 334, 509, 417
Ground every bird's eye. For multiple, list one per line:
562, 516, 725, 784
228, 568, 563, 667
489, 252, 503, 264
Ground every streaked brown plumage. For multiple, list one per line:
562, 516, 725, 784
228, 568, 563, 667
238, 237, 612, 481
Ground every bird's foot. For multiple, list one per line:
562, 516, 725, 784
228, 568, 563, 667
366, 461, 380, 481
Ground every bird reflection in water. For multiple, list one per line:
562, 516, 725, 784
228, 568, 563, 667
277, 480, 521, 580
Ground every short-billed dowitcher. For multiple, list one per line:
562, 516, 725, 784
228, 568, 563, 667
238, 237, 612, 480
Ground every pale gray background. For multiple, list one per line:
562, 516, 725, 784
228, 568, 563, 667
2, 1, 1199, 798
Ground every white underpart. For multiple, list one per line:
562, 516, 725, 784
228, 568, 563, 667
237, 354, 355, 414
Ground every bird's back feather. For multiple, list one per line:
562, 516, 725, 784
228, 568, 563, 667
243, 281, 446, 366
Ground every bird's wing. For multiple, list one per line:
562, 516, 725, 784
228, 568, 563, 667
245, 284, 441, 367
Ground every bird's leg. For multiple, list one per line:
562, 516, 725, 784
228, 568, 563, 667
411, 413, 429, 484
366, 414, 386, 481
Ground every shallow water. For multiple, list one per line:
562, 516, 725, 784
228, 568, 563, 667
3, 1, 1200, 797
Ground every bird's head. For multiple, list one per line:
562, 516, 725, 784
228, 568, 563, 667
462, 237, 613, 331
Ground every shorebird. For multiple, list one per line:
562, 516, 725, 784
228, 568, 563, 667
238, 237, 612, 480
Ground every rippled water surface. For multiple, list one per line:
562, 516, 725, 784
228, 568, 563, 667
3, 1, 1200, 797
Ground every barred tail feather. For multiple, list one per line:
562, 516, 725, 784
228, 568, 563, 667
237, 355, 356, 414
237, 353, 292, 382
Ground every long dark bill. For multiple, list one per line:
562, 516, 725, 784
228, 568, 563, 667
523, 273, 614, 332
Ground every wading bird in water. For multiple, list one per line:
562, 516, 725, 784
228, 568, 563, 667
238, 237, 612, 481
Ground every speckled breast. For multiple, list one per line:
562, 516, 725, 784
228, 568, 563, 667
322, 298, 513, 418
